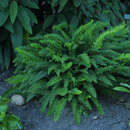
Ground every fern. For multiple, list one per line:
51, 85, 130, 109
5, 21, 130, 124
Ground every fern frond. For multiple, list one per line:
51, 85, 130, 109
94, 24, 128, 49
43, 33, 65, 43
116, 53, 130, 62
72, 20, 94, 42
54, 98, 67, 121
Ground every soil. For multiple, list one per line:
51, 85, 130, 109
0, 69, 130, 130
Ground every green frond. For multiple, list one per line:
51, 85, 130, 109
54, 98, 67, 121
116, 53, 130, 62
72, 20, 94, 41
43, 33, 65, 43
94, 24, 128, 49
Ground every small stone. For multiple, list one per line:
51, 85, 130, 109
11, 94, 25, 106
124, 103, 130, 110
92, 115, 98, 120
119, 98, 127, 103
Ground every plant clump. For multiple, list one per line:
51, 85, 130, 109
6, 21, 130, 124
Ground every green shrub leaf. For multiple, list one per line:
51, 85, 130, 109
91, 97, 104, 115
120, 83, 130, 89
47, 76, 61, 87
70, 88, 82, 95
0, 104, 8, 112
71, 99, 81, 124
0, 11, 8, 27
57, 88, 68, 96
0, 0, 9, 8
0, 45, 4, 71
58, 0, 68, 12
11, 20, 23, 48
84, 84, 97, 98
4, 20, 14, 33
9, 1, 18, 24
21, 0, 39, 9
42, 15, 55, 30
113, 87, 130, 93
24, 8, 38, 24
79, 53, 91, 68
18, 6, 32, 34
54, 98, 66, 121
3, 42, 11, 69
73, 0, 81, 7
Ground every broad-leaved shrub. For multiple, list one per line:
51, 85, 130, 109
0, 0, 38, 71
42, 0, 126, 31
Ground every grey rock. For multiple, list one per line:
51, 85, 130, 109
92, 115, 99, 120
11, 95, 25, 106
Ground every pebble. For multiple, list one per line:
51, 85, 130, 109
92, 115, 98, 120
11, 94, 25, 106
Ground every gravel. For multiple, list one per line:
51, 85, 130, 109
0, 69, 130, 130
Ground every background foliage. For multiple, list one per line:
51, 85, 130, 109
0, 0, 129, 71
0, 0, 38, 71
41, 0, 126, 32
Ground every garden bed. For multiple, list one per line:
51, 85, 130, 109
0, 69, 130, 130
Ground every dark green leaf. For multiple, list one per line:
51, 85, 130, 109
91, 97, 104, 115
79, 53, 91, 68
6, 115, 22, 129
73, 0, 81, 7
57, 87, 68, 96
71, 99, 81, 124
0, 0, 9, 8
0, 104, 8, 112
47, 76, 61, 87
43, 15, 55, 30
58, 0, 68, 12
18, 6, 32, 34
51, 0, 58, 7
3, 41, 11, 69
24, 8, 38, 24
11, 20, 23, 48
0, 45, 4, 71
0, 11, 8, 27
9, 1, 18, 24
70, 88, 82, 95
40, 92, 51, 112
54, 98, 66, 121
84, 84, 97, 98
57, 14, 67, 24
21, 0, 39, 9
113, 87, 130, 93
4, 19, 14, 33
120, 83, 130, 89
0, 28, 8, 42
70, 15, 79, 32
